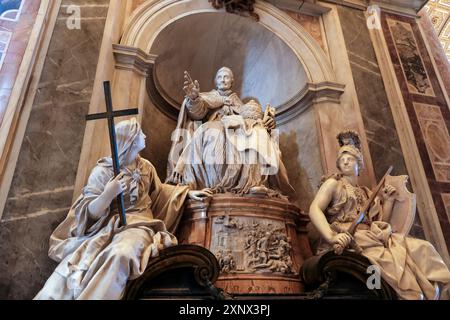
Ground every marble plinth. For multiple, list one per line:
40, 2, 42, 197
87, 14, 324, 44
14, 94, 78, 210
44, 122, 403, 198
177, 194, 312, 295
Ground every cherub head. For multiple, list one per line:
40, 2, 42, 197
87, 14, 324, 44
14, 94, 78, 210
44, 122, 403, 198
240, 100, 264, 120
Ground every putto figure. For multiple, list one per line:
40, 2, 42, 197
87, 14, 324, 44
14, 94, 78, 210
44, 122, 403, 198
34, 118, 212, 300
309, 130, 450, 300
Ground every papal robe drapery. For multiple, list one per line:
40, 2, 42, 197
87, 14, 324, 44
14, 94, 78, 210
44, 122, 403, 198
167, 89, 243, 179
317, 177, 450, 300
34, 156, 189, 300
170, 113, 295, 197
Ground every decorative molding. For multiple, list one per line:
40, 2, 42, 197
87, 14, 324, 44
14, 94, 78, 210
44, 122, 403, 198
266, 0, 331, 16
112, 44, 156, 77
320, 0, 428, 17
146, 62, 180, 121
277, 81, 345, 125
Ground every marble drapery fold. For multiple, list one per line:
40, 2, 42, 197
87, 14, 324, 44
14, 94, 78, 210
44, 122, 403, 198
318, 178, 450, 300
34, 156, 189, 300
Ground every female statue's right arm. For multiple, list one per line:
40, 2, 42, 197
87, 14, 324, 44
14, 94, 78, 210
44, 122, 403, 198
309, 179, 352, 248
87, 172, 127, 220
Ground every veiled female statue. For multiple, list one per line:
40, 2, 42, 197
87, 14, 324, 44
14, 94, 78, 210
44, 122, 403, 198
34, 118, 211, 300
309, 130, 450, 300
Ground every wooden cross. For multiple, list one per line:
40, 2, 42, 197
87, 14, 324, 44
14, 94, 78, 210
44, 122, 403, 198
86, 81, 139, 227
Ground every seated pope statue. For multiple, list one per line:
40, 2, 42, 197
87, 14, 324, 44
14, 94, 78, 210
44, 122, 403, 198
167, 67, 275, 182
309, 130, 450, 300
168, 99, 295, 197
34, 118, 212, 300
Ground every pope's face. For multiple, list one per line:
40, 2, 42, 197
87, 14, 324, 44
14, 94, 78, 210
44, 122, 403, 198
338, 153, 359, 177
215, 70, 233, 91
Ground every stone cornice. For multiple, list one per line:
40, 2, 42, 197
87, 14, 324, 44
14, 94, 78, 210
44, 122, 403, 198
318, 0, 427, 17
112, 44, 156, 77
277, 82, 346, 125
265, 0, 330, 16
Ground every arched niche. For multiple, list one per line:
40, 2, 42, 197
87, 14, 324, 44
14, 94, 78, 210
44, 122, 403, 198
111, 0, 345, 208
149, 11, 308, 119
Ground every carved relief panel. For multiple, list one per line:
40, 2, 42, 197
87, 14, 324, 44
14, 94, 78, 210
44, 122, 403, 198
210, 215, 294, 275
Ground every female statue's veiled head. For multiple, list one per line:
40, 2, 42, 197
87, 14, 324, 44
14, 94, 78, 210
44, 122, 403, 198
115, 118, 146, 165
336, 130, 364, 176
215, 67, 234, 91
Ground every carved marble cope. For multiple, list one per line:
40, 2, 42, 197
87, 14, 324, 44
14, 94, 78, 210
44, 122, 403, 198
167, 89, 243, 180
169, 100, 295, 197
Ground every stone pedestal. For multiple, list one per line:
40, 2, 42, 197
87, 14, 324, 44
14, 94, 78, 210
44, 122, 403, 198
177, 194, 313, 295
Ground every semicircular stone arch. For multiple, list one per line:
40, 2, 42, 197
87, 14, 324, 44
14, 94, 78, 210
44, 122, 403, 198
121, 0, 336, 85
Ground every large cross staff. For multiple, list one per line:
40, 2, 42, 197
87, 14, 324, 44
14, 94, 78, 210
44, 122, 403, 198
86, 81, 139, 227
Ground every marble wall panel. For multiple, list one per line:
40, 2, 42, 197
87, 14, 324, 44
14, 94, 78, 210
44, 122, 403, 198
336, 6, 425, 238
441, 193, 450, 224
382, 12, 450, 250
418, 9, 450, 98
278, 107, 323, 212
387, 19, 435, 97
0, 0, 109, 299
414, 102, 450, 182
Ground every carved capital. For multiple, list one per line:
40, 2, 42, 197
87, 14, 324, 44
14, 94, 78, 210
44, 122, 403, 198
277, 81, 346, 125
112, 44, 156, 77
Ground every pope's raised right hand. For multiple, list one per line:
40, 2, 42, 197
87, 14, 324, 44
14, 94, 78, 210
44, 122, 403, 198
183, 71, 200, 101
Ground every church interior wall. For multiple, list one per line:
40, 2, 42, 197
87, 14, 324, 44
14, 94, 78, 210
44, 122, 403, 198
0, 0, 110, 299
335, 5, 427, 238
1, 0, 450, 299
380, 10, 450, 255
417, 8, 450, 102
